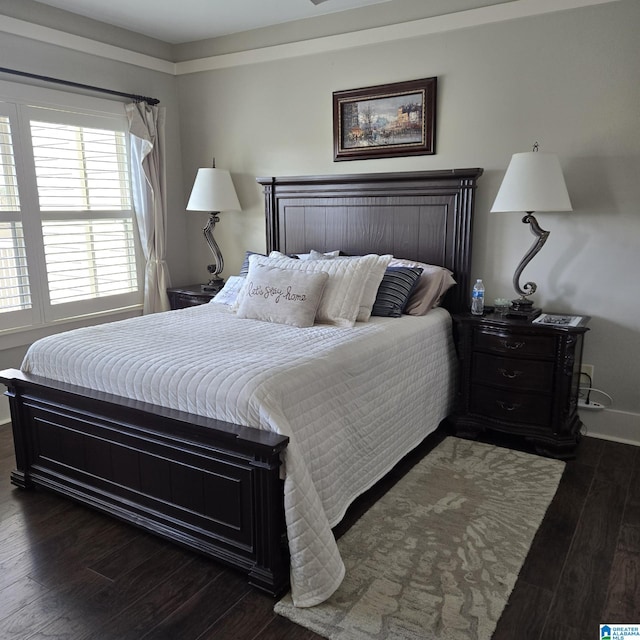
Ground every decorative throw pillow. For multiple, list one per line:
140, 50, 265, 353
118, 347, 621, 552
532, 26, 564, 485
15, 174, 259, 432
388, 258, 457, 315
371, 266, 424, 318
210, 276, 245, 307
236, 263, 329, 327
248, 252, 382, 327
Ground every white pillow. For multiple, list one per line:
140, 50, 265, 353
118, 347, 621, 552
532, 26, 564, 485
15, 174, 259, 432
237, 263, 329, 327
301, 252, 392, 322
210, 276, 245, 307
244, 252, 382, 327
350, 254, 391, 321
295, 250, 340, 261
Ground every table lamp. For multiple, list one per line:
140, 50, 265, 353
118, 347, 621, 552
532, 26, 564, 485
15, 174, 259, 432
491, 143, 572, 319
186, 163, 241, 290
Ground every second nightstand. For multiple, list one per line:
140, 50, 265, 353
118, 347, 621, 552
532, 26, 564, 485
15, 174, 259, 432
167, 284, 222, 310
450, 311, 590, 458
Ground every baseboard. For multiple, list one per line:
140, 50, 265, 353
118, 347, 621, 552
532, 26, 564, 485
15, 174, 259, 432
581, 408, 640, 447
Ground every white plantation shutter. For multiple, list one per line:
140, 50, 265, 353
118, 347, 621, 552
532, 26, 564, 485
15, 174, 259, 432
42, 218, 137, 304
29, 118, 139, 311
0, 109, 33, 329
0, 93, 142, 331
0, 116, 20, 213
0, 221, 30, 311
30, 120, 131, 212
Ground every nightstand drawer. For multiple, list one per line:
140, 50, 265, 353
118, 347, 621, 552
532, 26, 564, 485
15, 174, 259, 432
470, 386, 553, 427
167, 284, 219, 310
173, 293, 212, 308
472, 353, 554, 392
473, 328, 555, 358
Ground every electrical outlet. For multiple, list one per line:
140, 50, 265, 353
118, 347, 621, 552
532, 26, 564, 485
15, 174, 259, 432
578, 398, 604, 411
580, 364, 594, 384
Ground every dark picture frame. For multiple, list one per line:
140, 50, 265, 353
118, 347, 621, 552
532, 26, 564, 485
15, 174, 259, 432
333, 77, 437, 162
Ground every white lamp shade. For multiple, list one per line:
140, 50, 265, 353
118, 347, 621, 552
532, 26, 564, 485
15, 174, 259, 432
491, 152, 572, 213
186, 168, 241, 212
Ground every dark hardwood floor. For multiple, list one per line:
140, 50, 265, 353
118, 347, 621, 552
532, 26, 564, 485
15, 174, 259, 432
0, 422, 638, 639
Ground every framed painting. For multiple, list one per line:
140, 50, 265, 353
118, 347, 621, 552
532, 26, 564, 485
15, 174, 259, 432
333, 77, 437, 162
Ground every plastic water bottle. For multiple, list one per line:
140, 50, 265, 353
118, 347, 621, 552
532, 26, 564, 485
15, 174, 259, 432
471, 279, 485, 315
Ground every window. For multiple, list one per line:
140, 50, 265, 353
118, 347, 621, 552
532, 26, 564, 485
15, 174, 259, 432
0, 114, 26, 317
0, 95, 142, 332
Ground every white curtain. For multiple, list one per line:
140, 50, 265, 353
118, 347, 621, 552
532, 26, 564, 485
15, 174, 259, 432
126, 102, 171, 314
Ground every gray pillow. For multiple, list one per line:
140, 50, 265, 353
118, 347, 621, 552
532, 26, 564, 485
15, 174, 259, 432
371, 266, 424, 317
236, 263, 329, 327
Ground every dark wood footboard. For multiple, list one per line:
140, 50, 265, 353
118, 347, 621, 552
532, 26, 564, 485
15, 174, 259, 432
1, 369, 290, 597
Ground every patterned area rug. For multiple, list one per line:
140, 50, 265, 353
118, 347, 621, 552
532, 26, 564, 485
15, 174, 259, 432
275, 437, 565, 640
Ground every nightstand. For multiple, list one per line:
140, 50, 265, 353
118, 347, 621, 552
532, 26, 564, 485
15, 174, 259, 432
167, 283, 222, 310
450, 311, 590, 459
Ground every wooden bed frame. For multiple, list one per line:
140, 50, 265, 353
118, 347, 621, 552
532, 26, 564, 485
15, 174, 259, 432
1, 168, 482, 597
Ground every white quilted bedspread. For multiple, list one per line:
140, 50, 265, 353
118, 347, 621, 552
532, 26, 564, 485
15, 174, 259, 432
22, 304, 455, 607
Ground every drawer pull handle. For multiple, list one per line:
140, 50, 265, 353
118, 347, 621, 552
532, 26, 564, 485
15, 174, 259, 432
500, 339, 525, 350
496, 400, 521, 412
498, 368, 523, 379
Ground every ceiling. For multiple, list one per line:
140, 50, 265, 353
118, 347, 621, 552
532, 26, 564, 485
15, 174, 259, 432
34, 0, 398, 44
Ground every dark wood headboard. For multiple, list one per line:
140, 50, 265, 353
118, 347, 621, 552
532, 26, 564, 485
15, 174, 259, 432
257, 169, 483, 314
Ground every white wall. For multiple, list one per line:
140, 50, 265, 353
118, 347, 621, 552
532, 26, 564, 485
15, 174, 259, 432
177, 0, 640, 441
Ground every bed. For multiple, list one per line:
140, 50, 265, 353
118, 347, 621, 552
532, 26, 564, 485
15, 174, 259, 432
1, 168, 483, 607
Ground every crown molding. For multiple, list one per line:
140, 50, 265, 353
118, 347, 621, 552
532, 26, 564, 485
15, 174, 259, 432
176, 0, 621, 74
0, 15, 175, 75
0, 0, 622, 77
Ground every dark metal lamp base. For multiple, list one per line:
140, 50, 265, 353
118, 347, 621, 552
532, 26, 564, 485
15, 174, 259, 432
506, 299, 542, 321
202, 279, 223, 292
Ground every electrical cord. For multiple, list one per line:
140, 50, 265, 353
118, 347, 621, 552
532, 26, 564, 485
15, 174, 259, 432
578, 387, 613, 408
577, 373, 612, 427
578, 371, 613, 408
579, 371, 593, 404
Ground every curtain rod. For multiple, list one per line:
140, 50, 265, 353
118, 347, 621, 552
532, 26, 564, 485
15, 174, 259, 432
0, 66, 160, 106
